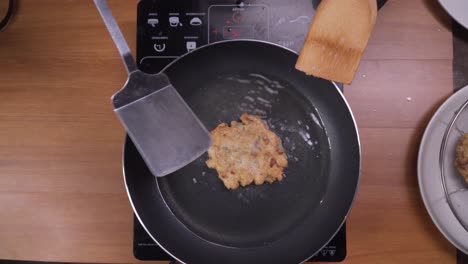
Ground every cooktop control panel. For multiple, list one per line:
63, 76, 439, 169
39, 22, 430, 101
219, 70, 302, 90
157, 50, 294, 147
137, 0, 316, 73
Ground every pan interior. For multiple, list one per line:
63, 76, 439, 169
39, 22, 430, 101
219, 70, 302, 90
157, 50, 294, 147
157, 70, 331, 248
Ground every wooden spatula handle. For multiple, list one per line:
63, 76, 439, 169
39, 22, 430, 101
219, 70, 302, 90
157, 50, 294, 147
296, 0, 377, 84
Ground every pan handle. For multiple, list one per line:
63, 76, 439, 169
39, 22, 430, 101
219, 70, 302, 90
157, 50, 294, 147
94, 0, 138, 74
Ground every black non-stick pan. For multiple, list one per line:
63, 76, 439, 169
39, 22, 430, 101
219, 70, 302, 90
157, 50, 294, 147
124, 40, 360, 264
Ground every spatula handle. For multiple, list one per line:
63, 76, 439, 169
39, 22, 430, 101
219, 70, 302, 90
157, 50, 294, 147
94, 0, 138, 74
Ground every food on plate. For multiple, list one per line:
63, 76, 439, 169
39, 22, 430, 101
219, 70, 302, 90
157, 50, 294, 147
206, 114, 288, 189
455, 133, 468, 182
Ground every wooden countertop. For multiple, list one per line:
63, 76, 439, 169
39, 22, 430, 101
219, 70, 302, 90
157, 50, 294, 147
0, 0, 456, 263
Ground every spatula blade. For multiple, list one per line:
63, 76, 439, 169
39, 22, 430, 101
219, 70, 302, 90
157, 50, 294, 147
115, 84, 212, 177
295, 0, 377, 84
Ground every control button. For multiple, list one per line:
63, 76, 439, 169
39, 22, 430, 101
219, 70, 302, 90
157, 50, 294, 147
147, 18, 159, 27
186, 41, 197, 52
169, 16, 182, 27
223, 26, 253, 39
190, 17, 202, 26
231, 29, 239, 38
153, 43, 166, 52
232, 11, 245, 24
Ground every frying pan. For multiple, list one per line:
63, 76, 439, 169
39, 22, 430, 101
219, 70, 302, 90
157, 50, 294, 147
124, 40, 360, 263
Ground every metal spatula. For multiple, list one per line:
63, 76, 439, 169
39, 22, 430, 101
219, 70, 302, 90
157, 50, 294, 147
94, 0, 211, 177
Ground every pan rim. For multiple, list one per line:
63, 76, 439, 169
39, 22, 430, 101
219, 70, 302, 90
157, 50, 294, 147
123, 39, 362, 263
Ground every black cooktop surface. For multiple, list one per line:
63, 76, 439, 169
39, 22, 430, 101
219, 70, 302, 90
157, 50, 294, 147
133, 0, 387, 262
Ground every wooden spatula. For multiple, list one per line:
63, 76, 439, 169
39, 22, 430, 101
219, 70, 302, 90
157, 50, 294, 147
296, 0, 377, 84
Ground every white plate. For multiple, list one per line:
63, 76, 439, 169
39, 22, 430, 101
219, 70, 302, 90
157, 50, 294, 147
418, 84, 468, 254
439, 0, 468, 29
